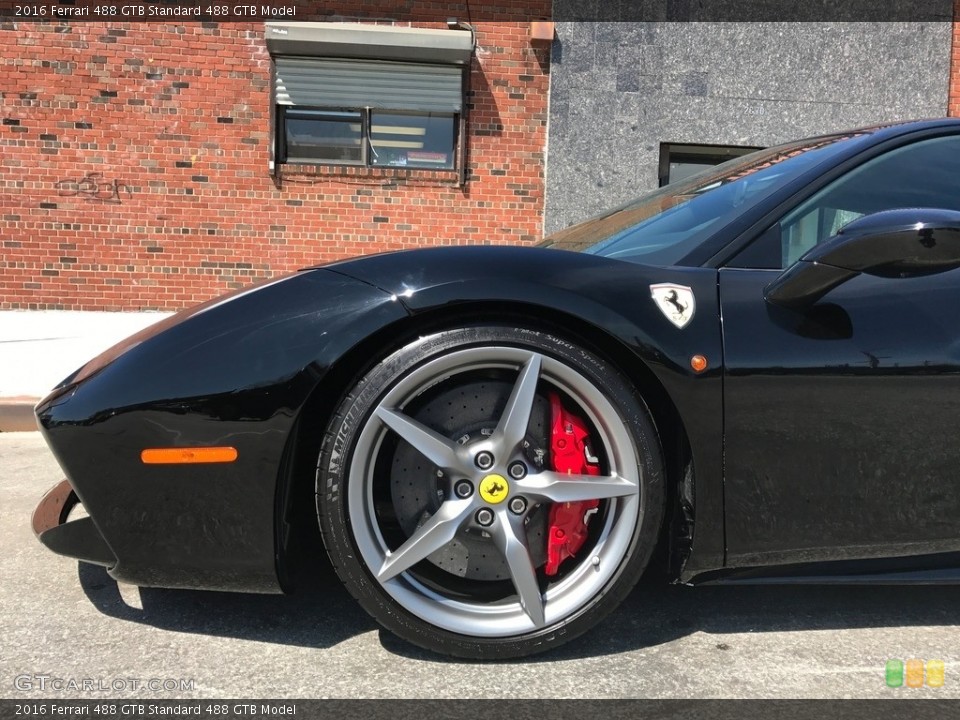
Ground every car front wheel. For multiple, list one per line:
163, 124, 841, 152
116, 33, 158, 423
317, 326, 664, 659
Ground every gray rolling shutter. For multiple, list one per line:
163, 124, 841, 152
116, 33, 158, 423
274, 58, 463, 113
265, 22, 474, 66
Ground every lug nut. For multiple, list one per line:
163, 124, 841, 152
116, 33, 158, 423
509, 496, 527, 515
475, 451, 495, 470
454, 480, 473, 499
475, 508, 495, 527
508, 461, 527, 479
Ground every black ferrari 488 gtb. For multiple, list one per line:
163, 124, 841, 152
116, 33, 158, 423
32, 119, 960, 658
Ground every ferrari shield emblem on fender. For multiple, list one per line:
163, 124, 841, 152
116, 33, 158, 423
650, 283, 695, 329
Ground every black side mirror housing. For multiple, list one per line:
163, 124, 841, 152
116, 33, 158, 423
764, 208, 960, 309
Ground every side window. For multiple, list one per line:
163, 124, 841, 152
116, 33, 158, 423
732, 135, 960, 269
782, 206, 862, 266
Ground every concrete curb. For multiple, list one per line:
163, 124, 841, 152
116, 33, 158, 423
0, 397, 40, 432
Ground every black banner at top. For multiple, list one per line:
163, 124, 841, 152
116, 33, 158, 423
555, 0, 954, 22
0, 0, 954, 22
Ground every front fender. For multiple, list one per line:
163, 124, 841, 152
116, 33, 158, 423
331, 246, 725, 577
36, 269, 406, 592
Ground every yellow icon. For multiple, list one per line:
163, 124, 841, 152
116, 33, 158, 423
927, 660, 945, 688
479, 474, 509, 504
905, 659, 924, 688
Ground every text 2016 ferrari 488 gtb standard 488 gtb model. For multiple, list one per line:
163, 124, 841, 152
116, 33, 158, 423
32, 119, 960, 659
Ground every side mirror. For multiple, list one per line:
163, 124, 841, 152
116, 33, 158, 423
764, 208, 960, 309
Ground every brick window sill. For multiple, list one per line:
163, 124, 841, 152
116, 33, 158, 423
275, 163, 462, 187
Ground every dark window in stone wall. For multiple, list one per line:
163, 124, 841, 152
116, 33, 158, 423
659, 143, 762, 186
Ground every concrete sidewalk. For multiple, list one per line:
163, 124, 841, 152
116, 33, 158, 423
0, 310, 173, 431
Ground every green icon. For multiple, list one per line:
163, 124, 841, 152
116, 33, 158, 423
886, 659, 904, 688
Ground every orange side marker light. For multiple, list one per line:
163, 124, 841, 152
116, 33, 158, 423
690, 355, 708, 373
141, 447, 238, 464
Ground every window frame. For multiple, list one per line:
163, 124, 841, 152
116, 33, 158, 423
277, 105, 461, 171
278, 107, 368, 167
268, 49, 471, 185
368, 108, 459, 171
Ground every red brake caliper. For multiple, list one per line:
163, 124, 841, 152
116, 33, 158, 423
544, 391, 600, 576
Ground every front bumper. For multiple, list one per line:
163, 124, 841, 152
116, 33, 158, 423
32, 480, 116, 567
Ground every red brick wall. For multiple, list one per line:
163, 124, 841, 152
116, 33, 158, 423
0, 12, 550, 310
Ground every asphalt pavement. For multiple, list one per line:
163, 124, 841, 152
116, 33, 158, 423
3, 432, 959, 699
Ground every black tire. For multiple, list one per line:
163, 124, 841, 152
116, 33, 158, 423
316, 325, 664, 659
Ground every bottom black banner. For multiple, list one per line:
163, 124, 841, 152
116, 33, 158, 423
2, 700, 960, 720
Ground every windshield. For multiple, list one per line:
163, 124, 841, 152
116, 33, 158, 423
540, 132, 866, 265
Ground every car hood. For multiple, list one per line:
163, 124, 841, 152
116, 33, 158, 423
323, 244, 668, 302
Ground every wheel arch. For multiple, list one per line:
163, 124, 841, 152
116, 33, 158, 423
275, 299, 696, 590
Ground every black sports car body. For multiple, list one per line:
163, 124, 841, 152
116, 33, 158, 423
32, 119, 960, 658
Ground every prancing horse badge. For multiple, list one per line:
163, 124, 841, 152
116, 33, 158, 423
650, 283, 695, 329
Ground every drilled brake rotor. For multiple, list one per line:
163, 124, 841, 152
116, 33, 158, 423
390, 378, 550, 580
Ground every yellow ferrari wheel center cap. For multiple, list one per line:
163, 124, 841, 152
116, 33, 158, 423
479, 474, 509, 504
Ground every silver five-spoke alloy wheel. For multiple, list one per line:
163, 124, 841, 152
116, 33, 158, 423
317, 326, 664, 658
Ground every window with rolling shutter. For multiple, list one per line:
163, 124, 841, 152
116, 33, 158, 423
266, 23, 473, 174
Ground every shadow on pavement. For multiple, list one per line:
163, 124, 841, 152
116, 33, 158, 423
79, 559, 960, 661
530, 581, 960, 663
78, 558, 376, 650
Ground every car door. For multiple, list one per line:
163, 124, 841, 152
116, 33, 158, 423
719, 133, 960, 568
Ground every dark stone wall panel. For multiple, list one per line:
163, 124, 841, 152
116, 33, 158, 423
546, 22, 951, 234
